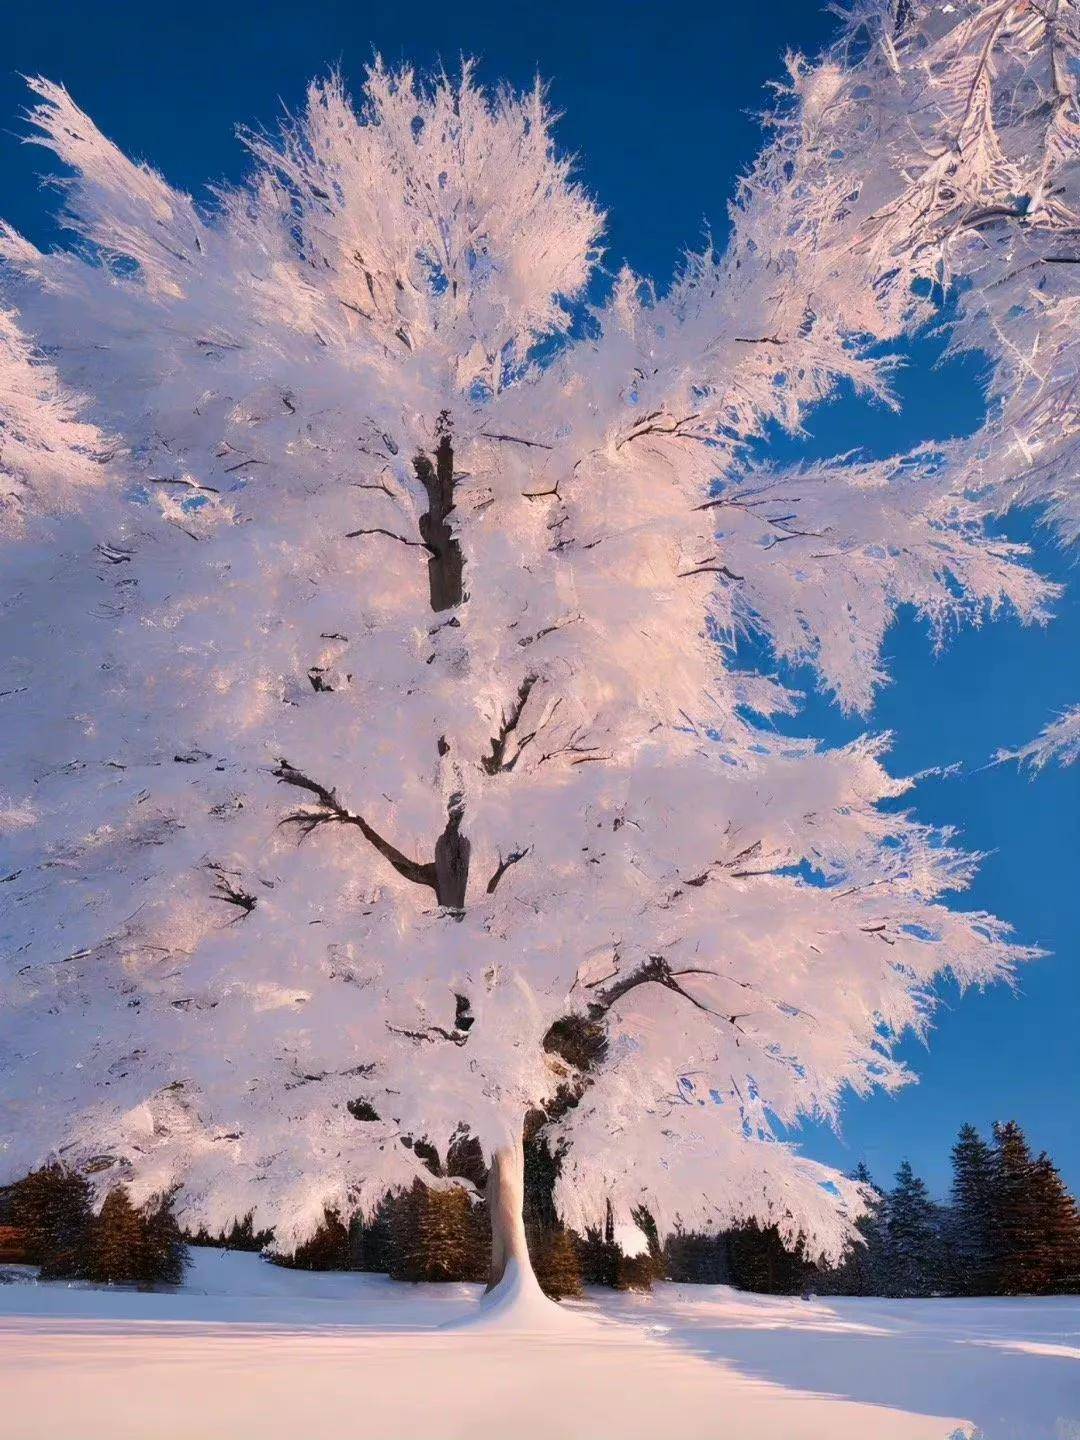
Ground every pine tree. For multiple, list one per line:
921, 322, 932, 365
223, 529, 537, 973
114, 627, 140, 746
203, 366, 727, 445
271, 1210, 362, 1271
137, 1193, 188, 1286
85, 1189, 147, 1285
990, 1121, 1044, 1295
577, 1217, 621, 1289
9, 1165, 93, 1279
664, 1232, 730, 1285
82, 1187, 189, 1286
948, 1125, 996, 1296
185, 1213, 272, 1253
853, 1162, 889, 1298
816, 1163, 888, 1297
1029, 1154, 1080, 1296
389, 1182, 486, 1284
531, 1228, 583, 1301
357, 1196, 398, 1275
726, 1223, 808, 1296
573, 1201, 660, 1292
884, 1161, 942, 1298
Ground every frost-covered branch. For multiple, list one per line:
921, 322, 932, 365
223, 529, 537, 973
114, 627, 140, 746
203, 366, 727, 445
996, 704, 1080, 771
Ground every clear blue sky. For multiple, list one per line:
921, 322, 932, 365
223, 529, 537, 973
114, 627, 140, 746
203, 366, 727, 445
4, 0, 1077, 1199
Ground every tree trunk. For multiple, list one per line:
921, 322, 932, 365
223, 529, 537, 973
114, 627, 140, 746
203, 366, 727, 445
414, 431, 464, 612
439, 1125, 588, 1330
433, 793, 470, 910
485, 1132, 538, 1294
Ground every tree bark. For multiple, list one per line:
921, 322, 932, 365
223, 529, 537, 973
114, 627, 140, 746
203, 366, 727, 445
485, 1131, 537, 1292
414, 431, 464, 612
433, 793, 470, 910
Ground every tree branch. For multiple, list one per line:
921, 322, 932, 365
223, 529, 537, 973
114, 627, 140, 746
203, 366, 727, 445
273, 759, 437, 891
479, 430, 553, 450
587, 955, 735, 1025
486, 846, 531, 895
207, 866, 258, 924
387, 1022, 468, 1047
615, 411, 703, 452
483, 675, 538, 775
345, 526, 434, 553
677, 561, 744, 581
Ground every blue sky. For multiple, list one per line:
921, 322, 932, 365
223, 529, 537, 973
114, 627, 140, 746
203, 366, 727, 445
4, 0, 1077, 1199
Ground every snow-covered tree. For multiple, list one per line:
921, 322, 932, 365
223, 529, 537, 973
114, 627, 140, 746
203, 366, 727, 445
0, 1, 1070, 1312
0, 299, 107, 534
837, 0, 1080, 778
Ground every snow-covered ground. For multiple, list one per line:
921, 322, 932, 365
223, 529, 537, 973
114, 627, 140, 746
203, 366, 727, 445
1, 1249, 1076, 1439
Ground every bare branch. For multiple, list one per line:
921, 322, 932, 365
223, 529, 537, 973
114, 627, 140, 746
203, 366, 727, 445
273, 759, 437, 892
479, 430, 553, 450
486, 845, 531, 895
677, 562, 744, 581
586, 955, 740, 1029
207, 866, 258, 924
483, 675, 538, 775
345, 525, 434, 552
387, 1021, 468, 1046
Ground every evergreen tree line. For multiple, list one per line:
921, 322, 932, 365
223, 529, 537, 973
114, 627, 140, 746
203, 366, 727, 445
4, 1118, 1076, 1299
244, 1124, 652, 1300
186, 1118, 1080, 1299
259, 1118, 1079, 1300
0, 1164, 187, 1286
718, 1121, 1080, 1299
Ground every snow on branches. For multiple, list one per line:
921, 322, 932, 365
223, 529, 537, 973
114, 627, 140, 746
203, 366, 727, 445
0, 3, 1071, 1266
997, 703, 1080, 771
0, 301, 106, 533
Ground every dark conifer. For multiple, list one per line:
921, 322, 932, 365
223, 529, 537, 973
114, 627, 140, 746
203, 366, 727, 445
272, 1210, 362, 1271
815, 1162, 888, 1296
9, 1164, 93, 1279
1029, 1153, 1080, 1295
577, 1219, 621, 1288
948, 1125, 996, 1295
185, 1213, 272, 1252
85, 1188, 147, 1284
389, 1181, 486, 1283
358, 1194, 398, 1274
990, 1121, 1043, 1295
726, 1222, 808, 1295
884, 1160, 942, 1297
852, 1161, 889, 1296
137, 1192, 189, 1286
82, 1187, 188, 1287
664, 1232, 730, 1285
574, 1201, 659, 1290
532, 1227, 583, 1299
